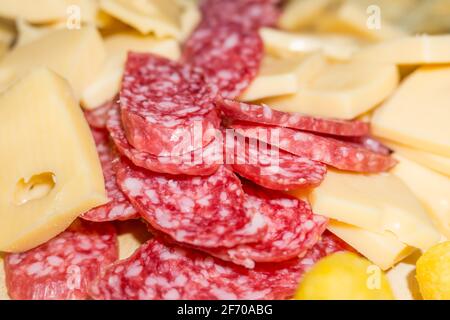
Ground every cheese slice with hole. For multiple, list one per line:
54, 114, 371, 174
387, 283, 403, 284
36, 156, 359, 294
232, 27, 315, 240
278, 0, 333, 30
353, 35, 450, 64
0, 0, 97, 23
372, 66, 450, 157
260, 27, 361, 61
308, 169, 441, 250
383, 140, 450, 177
263, 60, 398, 119
14, 19, 65, 47
327, 221, 415, 270
0, 68, 107, 252
100, 0, 182, 38
81, 33, 180, 109
391, 154, 450, 238
239, 56, 306, 101
315, 2, 407, 41
0, 26, 105, 98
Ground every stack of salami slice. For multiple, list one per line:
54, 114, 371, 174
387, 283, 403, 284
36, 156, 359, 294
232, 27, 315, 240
4, 0, 395, 300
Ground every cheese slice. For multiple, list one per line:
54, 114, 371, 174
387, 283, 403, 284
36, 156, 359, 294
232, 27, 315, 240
177, 0, 201, 41
383, 140, 450, 177
260, 27, 361, 61
386, 250, 423, 300
14, 19, 65, 47
117, 221, 151, 260
347, 0, 419, 23
308, 169, 441, 250
0, 19, 15, 58
263, 60, 398, 119
100, 0, 182, 38
327, 221, 415, 270
315, 2, 407, 41
0, 68, 107, 252
81, 33, 180, 109
391, 154, 450, 238
239, 56, 305, 101
0, 0, 97, 23
372, 66, 450, 157
0, 26, 105, 97
353, 35, 450, 65
278, 0, 333, 30
0, 254, 7, 300
401, 0, 450, 34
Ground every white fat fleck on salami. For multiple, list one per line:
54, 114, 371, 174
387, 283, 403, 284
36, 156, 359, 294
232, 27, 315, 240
120, 53, 219, 156
90, 231, 347, 300
232, 123, 397, 173
81, 128, 138, 222
5, 220, 118, 300
116, 159, 266, 248
106, 104, 222, 176
199, 182, 328, 268
219, 99, 370, 137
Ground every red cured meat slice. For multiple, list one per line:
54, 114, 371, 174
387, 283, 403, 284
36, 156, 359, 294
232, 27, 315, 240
342, 135, 392, 155
120, 53, 219, 156
201, 182, 328, 268
82, 128, 138, 222
107, 104, 222, 176
231, 123, 397, 173
225, 130, 327, 190
4, 220, 118, 300
115, 159, 266, 248
90, 232, 346, 300
218, 99, 370, 137
84, 100, 114, 129
200, 0, 281, 31
183, 23, 264, 99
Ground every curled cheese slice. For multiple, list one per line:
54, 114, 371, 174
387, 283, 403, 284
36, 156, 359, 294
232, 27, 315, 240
353, 35, 450, 65
263, 59, 398, 119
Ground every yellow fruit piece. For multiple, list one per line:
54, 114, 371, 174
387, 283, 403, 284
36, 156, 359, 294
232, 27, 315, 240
294, 252, 395, 300
416, 241, 450, 300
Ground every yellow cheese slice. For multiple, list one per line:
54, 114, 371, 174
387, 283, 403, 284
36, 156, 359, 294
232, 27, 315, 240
14, 19, 65, 47
372, 66, 450, 157
177, 0, 201, 41
383, 141, 450, 177
260, 27, 361, 61
0, 254, 7, 300
386, 250, 423, 300
278, 0, 333, 30
401, 0, 450, 34
0, 68, 107, 252
117, 221, 151, 260
263, 60, 398, 119
353, 35, 450, 65
100, 0, 182, 38
82, 33, 180, 109
239, 56, 305, 101
391, 154, 450, 238
347, 0, 419, 23
308, 169, 441, 250
0, 26, 105, 97
327, 221, 415, 270
0, 0, 97, 23
315, 2, 407, 41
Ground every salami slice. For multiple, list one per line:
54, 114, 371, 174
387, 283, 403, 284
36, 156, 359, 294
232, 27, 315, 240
4, 220, 118, 300
342, 135, 393, 155
107, 104, 221, 176
200, 0, 281, 31
219, 99, 370, 137
82, 128, 138, 222
90, 232, 346, 300
183, 23, 264, 99
120, 52, 219, 157
225, 130, 327, 190
115, 159, 266, 248
201, 182, 328, 268
84, 100, 114, 129
231, 123, 397, 173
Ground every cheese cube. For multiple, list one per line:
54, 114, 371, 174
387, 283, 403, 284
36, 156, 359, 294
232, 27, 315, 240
327, 220, 415, 270
383, 140, 450, 177
0, 68, 107, 252
82, 33, 180, 109
353, 35, 450, 65
263, 60, 398, 119
0, 26, 105, 98
308, 169, 441, 250
392, 154, 450, 238
372, 66, 450, 157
